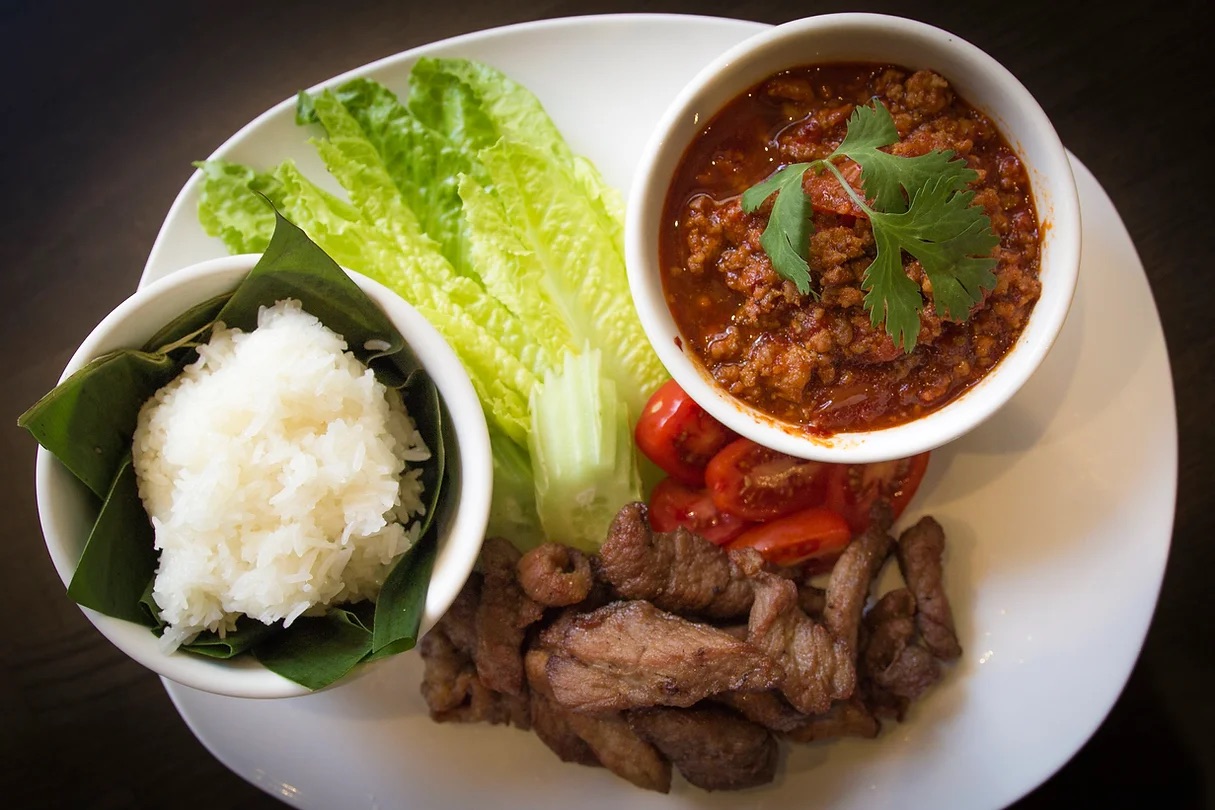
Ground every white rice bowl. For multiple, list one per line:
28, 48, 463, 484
131, 299, 429, 652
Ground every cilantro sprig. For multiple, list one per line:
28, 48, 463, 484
740, 99, 999, 352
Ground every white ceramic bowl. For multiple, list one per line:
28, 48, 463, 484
34, 254, 492, 698
626, 13, 1081, 462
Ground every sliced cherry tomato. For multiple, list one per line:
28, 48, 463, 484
824, 452, 932, 532
726, 507, 852, 567
704, 438, 829, 521
648, 477, 751, 545
634, 380, 737, 487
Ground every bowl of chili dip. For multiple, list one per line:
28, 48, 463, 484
626, 13, 1080, 462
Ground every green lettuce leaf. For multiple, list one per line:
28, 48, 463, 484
486, 422, 544, 549
194, 160, 284, 254
407, 58, 624, 252
281, 157, 537, 441
461, 139, 667, 420
299, 79, 487, 282
527, 349, 640, 551
306, 91, 549, 376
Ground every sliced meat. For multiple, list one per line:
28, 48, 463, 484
524, 645, 556, 695
574, 558, 617, 612
864, 685, 910, 722
823, 507, 895, 654
860, 588, 918, 676
527, 646, 670, 790
798, 584, 827, 618
783, 698, 879, 743
529, 692, 600, 767
565, 712, 673, 793
517, 543, 593, 607
475, 537, 544, 696
629, 706, 778, 792
419, 629, 474, 715
860, 588, 941, 701
874, 644, 939, 700
746, 570, 855, 715
525, 648, 600, 767
598, 502, 754, 619
438, 573, 481, 658
418, 629, 529, 728
896, 517, 962, 660
714, 690, 809, 733
539, 600, 776, 714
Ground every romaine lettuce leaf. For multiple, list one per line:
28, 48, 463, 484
194, 160, 284, 254
486, 422, 544, 549
272, 160, 535, 446
461, 139, 667, 421
527, 349, 640, 551
406, 57, 624, 249
299, 80, 487, 282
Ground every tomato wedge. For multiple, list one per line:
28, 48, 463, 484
824, 452, 931, 532
648, 477, 751, 545
635, 380, 736, 486
704, 438, 829, 521
726, 506, 851, 566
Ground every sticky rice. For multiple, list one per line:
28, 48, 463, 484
131, 299, 429, 652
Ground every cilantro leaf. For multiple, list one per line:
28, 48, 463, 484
863, 174, 1000, 350
830, 100, 977, 214
740, 163, 814, 295
863, 226, 925, 353
739, 99, 1001, 352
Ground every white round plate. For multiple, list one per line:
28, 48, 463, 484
146, 14, 1176, 810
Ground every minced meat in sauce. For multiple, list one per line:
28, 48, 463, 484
659, 64, 1041, 433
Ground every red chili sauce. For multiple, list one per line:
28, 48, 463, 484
659, 64, 1041, 433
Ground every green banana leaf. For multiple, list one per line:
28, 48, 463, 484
18, 211, 447, 689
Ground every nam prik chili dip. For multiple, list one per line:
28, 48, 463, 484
659, 64, 1041, 434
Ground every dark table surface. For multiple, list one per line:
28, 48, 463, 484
3, 0, 1211, 807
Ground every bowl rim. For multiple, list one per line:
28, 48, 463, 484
625, 12, 1082, 463
34, 253, 491, 698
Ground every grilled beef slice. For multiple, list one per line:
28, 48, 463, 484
745, 568, 856, 715
524, 648, 600, 767
539, 600, 776, 713
713, 690, 811, 733
517, 542, 594, 607
438, 572, 481, 658
564, 712, 673, 793
896, 517, 962, 660
860, 588, 940, 701
419, 628, 529, 728
529, 692, 601, 767
475, 537, 544, 696
628, 706, 778, 791
798, 584, 827, 618
598, 502, 754, 619
526, 647, 670, 791
783, 698, 879, 743
823, 507, 895, 654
